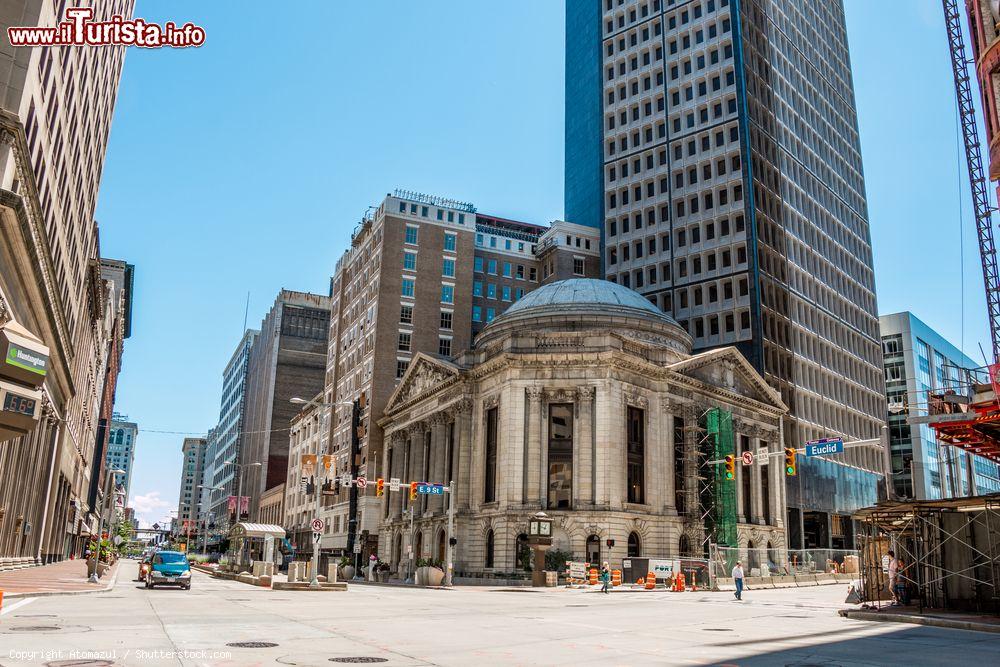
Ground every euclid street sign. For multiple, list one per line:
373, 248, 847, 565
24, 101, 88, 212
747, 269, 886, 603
805, 437, 844, 457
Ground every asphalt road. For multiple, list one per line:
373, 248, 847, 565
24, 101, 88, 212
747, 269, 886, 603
1, 561, 998, 666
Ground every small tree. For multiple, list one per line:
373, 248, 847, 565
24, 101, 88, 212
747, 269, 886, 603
545, 548, 572, 572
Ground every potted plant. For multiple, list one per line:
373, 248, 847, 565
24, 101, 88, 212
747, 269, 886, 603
376, 560, 390, 582
415, 558, 445, 586
339, 555, 356, 581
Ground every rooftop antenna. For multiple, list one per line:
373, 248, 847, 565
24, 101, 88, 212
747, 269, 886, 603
243, 291, 250, 332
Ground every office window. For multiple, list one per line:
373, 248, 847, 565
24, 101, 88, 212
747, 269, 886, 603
472, 305, 482, 322
438, 337, 452, 357
403, 252, 416, 271
486, 307, 495, 322
473, 281, 483, 297
627, 406, 645, 504
573, 258, 585, 276
400, 305, 413, 324
484, 407, 498, 502
444, 233, 457, 252
502, 286, 511, 301
442, 258, 455, 277
405, 226, 418, 245
440, 310, 453, 330
441, 285, 454, 303
488, 259, 498, 274
401, 279, 414, 297
396, 360, 408, 378
474, 257, 484, 272
503, 262, 512, 278
487, 283, 497, 299
397, 332, 411, 351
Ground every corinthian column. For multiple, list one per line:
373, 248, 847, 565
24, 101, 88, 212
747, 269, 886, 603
429, 413, 449, 514
525, 387, 543, 506
575, 386, 595, 507
453, 399, 473, 510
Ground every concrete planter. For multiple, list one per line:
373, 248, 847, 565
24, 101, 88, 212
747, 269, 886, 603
341, 565, 356, 581
416, 566, 445, 586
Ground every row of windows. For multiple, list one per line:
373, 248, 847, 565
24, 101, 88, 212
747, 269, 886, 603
473, 256, 538, 281
398, 200, 467, 226
396, 334, 452, 358
399, 305, 453, 331
400, 278, 455, 304
473, 281, 525, 302
475, 233, 535, 255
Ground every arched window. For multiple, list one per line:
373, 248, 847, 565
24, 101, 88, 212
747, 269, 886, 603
678, 534, 691, 557
586, 534, 601, 565
516, 533, 530, 571
415, 531, 423, 562
437, 530, 446, 563
747, 540, 760, 571
766, 541, 777, 568
393, 533, 402, 570
627, 531, 641, 557
485, 529, 495, 568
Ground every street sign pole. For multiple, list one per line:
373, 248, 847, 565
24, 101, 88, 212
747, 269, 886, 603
445, 480, 455, 587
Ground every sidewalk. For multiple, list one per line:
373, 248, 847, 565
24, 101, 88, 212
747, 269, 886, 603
839, 606, 1000, 634
0, 559, 121, 599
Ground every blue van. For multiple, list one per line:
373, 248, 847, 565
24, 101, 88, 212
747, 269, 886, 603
145, 551, 192, 590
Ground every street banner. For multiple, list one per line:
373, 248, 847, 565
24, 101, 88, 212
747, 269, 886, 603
322, 454, 334, 472
649, 558, 680, 580
302, 454, 317, 477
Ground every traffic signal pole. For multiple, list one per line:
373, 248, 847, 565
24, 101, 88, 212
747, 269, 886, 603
445, 479, 455, 586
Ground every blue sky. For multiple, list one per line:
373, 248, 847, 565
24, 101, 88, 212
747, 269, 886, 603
94, 0, 986, 526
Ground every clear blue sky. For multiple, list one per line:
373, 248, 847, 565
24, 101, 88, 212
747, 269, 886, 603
94, 0, 986, 527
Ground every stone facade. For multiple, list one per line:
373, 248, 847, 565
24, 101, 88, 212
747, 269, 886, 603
376, 279, 787, 576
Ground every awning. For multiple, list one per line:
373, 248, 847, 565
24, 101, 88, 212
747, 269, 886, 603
228, 522, 286, 539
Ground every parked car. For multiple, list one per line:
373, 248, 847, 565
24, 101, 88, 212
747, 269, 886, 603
145, 551, 191, 590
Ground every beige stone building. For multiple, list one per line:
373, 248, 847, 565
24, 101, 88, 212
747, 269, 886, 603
377, 279, 787, 576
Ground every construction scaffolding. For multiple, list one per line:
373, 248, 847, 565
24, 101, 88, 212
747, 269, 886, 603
854, 494, 1000, 614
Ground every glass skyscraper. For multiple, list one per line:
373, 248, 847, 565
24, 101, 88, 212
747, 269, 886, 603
566, 0, 886, 548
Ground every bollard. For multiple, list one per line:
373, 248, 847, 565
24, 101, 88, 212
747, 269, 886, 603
588, 568, 598, 586
611, 569, 622, 588
645, 571, 656, 590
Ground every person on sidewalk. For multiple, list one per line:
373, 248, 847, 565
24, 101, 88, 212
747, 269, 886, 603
887, 550, 900, 605
600, 562, 611, 594
732, 560, 745, 600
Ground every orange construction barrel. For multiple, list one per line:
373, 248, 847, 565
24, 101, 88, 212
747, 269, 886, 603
611, 569, 621, 587
645, 571, 656, 590
589, 568, 598, 585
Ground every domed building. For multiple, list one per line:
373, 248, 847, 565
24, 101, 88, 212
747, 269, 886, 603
377, 279, 787, 579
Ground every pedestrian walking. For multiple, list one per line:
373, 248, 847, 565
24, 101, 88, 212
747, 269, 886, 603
732, 560, 745, 600
600, 561, 611, 594
887, 550, 900, 605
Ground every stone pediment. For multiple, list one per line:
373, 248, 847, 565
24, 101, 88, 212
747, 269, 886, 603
667, 348, 786, 410
385, 352, 461, 413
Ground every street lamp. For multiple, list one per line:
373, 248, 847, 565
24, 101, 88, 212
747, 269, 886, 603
89, 467, 126, 583
290, 396, 353, 588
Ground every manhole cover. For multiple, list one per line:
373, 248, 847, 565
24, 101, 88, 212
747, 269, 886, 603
566, 604, 589, 607
704, 628, 733, 632
227, 641, 279, 648
16, 614, 56, 618
45, 661, 114, 667
227, 598, 251, 602
329, 659, 389, 664
11, 625, 61, 632
778, 615, 810, 619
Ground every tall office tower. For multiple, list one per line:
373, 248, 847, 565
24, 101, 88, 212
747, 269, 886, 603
313, 190, 599, 559
203, 329, 258, 547
566, 0, 886, 549
881, 312, 1000, 500
105, 413, 138, 502
241, 290, 331, 518
175, 437, 207, 542
0, 1, 135, 565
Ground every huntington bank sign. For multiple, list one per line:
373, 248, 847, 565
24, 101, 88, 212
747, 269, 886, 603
6, 343, 47, 376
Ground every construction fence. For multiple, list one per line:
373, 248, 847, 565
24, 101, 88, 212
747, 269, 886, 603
709, 545, 859, 587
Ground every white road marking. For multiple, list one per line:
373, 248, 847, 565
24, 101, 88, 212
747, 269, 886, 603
0, 597, 36, 616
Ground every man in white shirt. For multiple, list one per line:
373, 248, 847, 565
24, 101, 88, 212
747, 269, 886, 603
732, 561, 745, 600
887, 550, 900, 604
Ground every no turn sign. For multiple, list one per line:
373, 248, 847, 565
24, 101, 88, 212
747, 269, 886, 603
311, 518, 325, 533
741, 451, 754, 466
356, 476, 367, 489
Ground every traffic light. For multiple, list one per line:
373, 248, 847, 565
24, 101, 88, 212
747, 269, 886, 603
409, 481, 418, 501
724, 455, 735, 480
784, 447, 797, 476
376, 478, 385, 497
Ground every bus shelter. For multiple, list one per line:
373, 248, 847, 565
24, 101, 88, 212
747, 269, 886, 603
228, 523, 286, 571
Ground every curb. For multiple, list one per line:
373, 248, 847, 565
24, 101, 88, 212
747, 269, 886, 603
4, 562, 122, 600
839, 609, 1000, 634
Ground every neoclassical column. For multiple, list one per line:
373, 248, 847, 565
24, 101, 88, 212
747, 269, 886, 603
452, 399, 473, 509
575, 386, 595, 507
389, 432, 406, 520
429, 413, 449, 514
682, 404, 701, 518
407, 423, 425, 515
731, 419, 747, 523
749, 426, 764, 525
525, 388, 543, 506
660, 399, 680, 515
766, 430, 784, 528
